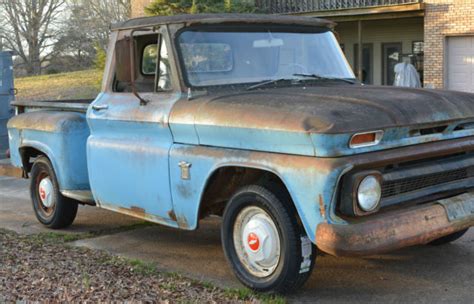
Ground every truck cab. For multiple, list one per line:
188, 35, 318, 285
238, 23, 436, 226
5, 14, 474, 293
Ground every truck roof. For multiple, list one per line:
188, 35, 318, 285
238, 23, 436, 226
111, 13, 335, 31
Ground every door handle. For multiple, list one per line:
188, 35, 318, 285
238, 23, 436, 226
92, 104, 109, 111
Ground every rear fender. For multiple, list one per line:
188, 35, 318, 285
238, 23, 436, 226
7, 111, 90, 191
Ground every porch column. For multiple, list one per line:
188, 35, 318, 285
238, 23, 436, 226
357, 20, 363, 81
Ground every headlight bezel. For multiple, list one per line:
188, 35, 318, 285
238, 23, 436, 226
357, 175, 382, 212
339, 171, 383, 217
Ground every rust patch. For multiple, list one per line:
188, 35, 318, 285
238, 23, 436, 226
315, 203, 474, 257
118, 205, 146, 217
130, 206, 146, 215
318, 194, 326, 219
8, 111, 87, 133
176, 214, 189, 229
168, 210, 177, 222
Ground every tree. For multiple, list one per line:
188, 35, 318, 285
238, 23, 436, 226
53, 3, 96, 71
0, 0, 66, 75
67, 0, 131, 51
48, 0, 130, 73
145, 0, 258, 16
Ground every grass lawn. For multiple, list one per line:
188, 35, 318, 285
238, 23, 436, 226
14, 70, 102, 102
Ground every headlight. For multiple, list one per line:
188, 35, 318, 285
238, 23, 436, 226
357, 175, 382, 212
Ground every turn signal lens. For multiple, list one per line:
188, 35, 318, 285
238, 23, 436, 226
350, 131, 383, 148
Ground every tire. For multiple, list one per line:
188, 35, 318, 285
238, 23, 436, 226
30, 156, 78, 229
428, 228, 469, 246
221, 185, 316, 294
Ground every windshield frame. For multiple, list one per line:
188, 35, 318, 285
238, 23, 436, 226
174, 24, 355, 89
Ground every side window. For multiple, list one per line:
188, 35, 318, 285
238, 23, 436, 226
114, 33, 172, 93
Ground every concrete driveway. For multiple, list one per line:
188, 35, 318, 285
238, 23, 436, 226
1, 175, 473, 303
0, 176, 141, 235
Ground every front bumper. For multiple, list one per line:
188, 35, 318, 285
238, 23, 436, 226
316, 192, 474, 256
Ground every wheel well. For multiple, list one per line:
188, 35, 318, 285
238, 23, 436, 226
199, 166, 293, 219
19, 147, 47, 174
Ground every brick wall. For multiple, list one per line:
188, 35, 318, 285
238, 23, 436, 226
131, 0, 154, 18
424, 0, 474, 89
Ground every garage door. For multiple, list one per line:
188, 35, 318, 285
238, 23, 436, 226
447, 36, 474, 92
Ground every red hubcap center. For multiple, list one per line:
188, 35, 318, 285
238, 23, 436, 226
39, 187, 46, 201
247, 232, 260, 252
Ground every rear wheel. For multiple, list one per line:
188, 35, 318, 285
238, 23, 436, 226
30, 156, 78, 229
222, 185, 316, 294
428, 228, 469, 246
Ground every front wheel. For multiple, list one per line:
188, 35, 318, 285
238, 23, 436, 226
30, 156, 78, 229
221, 185, 316, 294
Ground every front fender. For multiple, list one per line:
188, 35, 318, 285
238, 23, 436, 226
169, 144, 349, 243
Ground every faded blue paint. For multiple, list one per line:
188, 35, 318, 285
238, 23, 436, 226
194, 125, 316, 156
311, 123, 474, 157
87, 92, 179, 224
169, 144, 350, 241
7, 112, 90, 190
0, 51, 14, 159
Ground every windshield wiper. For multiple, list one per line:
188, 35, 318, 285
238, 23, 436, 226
293, 73, 358, 84
246, 78, 288, 91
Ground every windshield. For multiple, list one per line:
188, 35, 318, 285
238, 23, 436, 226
177, 28, 355, 87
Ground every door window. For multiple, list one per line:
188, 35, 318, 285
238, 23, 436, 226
114, 33, 173, 93
383, 43, 402, 85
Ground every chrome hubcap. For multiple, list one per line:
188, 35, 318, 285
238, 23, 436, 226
233, 206, 281, 278
38, 177, 54, 208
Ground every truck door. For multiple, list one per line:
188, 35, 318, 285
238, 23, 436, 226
0, 51, 15, 159
87, 29, 180, 227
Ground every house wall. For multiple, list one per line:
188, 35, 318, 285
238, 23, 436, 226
335, 17, 424, 86
424, 0, 474, 89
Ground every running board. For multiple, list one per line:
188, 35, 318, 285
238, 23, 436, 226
61, 190, 95, 205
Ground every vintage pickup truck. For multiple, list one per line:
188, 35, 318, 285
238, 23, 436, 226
4, 14, 474, 293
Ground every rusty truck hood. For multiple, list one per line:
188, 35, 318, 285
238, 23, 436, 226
196, 85, 474, 133
170, 85, 474, 157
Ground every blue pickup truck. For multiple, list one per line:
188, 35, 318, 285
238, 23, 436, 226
4, 14, 474, 293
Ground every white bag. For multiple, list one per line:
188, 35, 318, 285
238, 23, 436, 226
394, 62, 421, 88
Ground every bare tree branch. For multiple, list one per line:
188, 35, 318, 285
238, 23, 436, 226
0, 0, 66, 75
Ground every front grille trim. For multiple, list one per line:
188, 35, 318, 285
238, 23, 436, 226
381, 167, 471, 198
